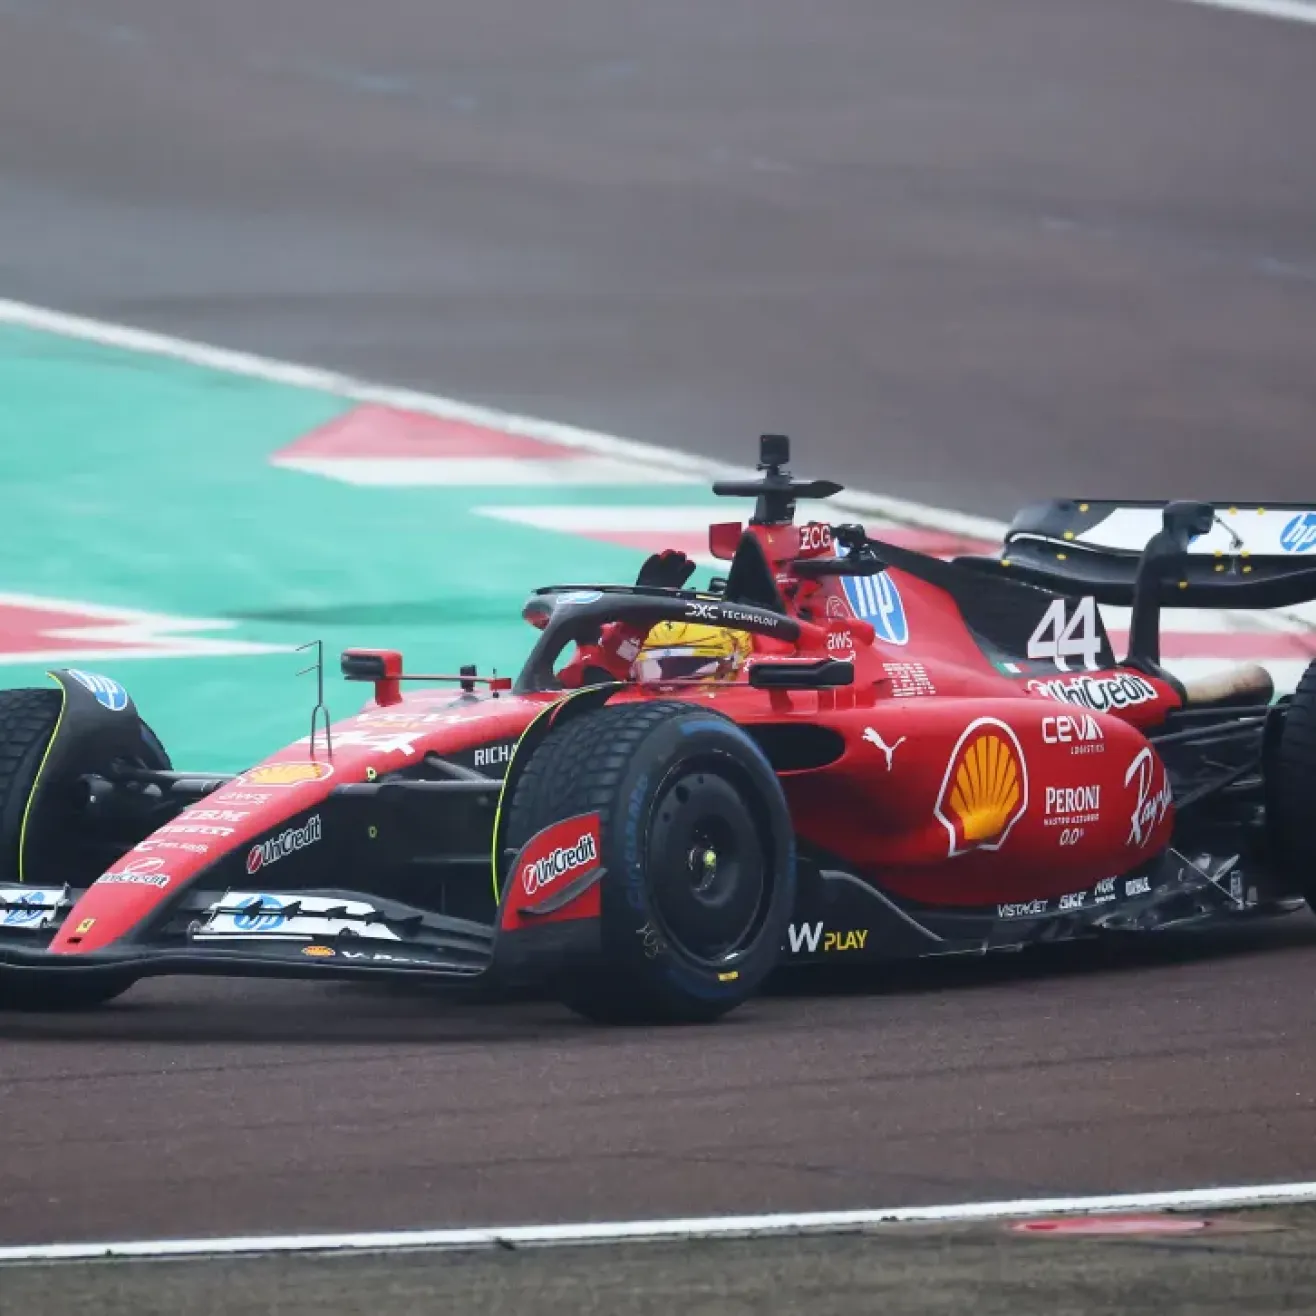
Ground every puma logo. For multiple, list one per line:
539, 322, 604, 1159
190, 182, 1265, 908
862, 727, 906, 771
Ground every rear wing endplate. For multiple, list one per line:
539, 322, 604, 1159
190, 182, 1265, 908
953, 498, 1316, 676
960, 499, 1316, 610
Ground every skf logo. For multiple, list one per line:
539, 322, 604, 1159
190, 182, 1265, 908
935, 718, 1028, 857
240, 761, 335, 788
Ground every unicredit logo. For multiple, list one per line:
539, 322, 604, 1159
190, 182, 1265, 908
246, 815, 323, 875
99, 856, 172, 888
522, 833, 598, 896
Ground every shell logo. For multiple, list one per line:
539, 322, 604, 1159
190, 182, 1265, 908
934, 718, 1029, 857
239, 761, 334, 788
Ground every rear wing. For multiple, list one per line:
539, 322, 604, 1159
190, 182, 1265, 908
961, 500, 1316, 609
954, 499, 1316, 672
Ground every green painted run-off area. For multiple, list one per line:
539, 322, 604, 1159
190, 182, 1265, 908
0, 326, 712, 770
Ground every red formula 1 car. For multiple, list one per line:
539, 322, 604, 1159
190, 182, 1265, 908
3, 435, 1316, 1024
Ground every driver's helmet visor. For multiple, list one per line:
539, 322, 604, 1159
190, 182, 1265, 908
633, 621, 752, 682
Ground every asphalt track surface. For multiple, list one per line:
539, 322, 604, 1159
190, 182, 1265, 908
3, 0, 1316, 1269
6, 921, 1316, 1248
5, 1208, 1316, 1316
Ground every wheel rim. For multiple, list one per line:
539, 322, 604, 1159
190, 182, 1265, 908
645, 766, 768, 962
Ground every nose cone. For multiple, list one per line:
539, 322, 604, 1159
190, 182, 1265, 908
50, 855, 180, 954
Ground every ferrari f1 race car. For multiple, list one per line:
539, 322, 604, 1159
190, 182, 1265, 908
3, 435, 1316, 1024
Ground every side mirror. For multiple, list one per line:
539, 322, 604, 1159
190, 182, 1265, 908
748, 658, 856, 689
341, 648, 403, 707
341, 649, 400, 682
709, 522, 743, 561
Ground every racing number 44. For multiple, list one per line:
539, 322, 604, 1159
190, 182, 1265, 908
1027, 597, 1102, 671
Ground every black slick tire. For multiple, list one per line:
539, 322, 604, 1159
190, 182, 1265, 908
0, 689, 65, 881
503, 700, 795, 1025
1275, 659, 1316, 902
0, 687, 167, 1012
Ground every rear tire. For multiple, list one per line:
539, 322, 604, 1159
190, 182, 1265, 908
0, 686, 169, 1011
503, 700, 795, 1024
1274, 659, 1316, 903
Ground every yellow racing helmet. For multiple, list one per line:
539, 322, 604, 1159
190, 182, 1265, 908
633, 621, 752, 683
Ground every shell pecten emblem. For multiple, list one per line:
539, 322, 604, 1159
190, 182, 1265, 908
239, 761, 335, 788
934, 717, 1029, 857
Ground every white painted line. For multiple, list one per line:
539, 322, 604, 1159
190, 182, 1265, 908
1172, 0, 1316, 25
3, 1181, 1315, 1265
0, 297, 1006, 542
0, 592, 291, 664
1, 295, 1312, 655
1101, 603, 1282, 635
478, 505, 787, 533
1279, 601, 1316, 628
275, 455, 698, 486
472, 503, 997, 559
472, 502, 980, 534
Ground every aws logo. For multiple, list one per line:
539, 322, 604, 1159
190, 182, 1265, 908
934, 718, 1029, 858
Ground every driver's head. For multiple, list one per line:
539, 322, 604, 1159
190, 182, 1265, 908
632, 621, 751, 683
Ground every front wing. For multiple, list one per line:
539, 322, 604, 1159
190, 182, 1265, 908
0, 765, 610, 990
0, 879, 615, 993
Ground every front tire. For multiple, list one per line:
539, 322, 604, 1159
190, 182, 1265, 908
503, 700, 795, 1024
0, 686, 168, 1012
0, 689, 65, 881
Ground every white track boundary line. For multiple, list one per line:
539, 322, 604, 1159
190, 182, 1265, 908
1172, 0, 1316, 25
0, 297, 1004, 542
6, 295, 1312, 646
3, 1181, 1316, 1265
4, 294, 1312, 656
